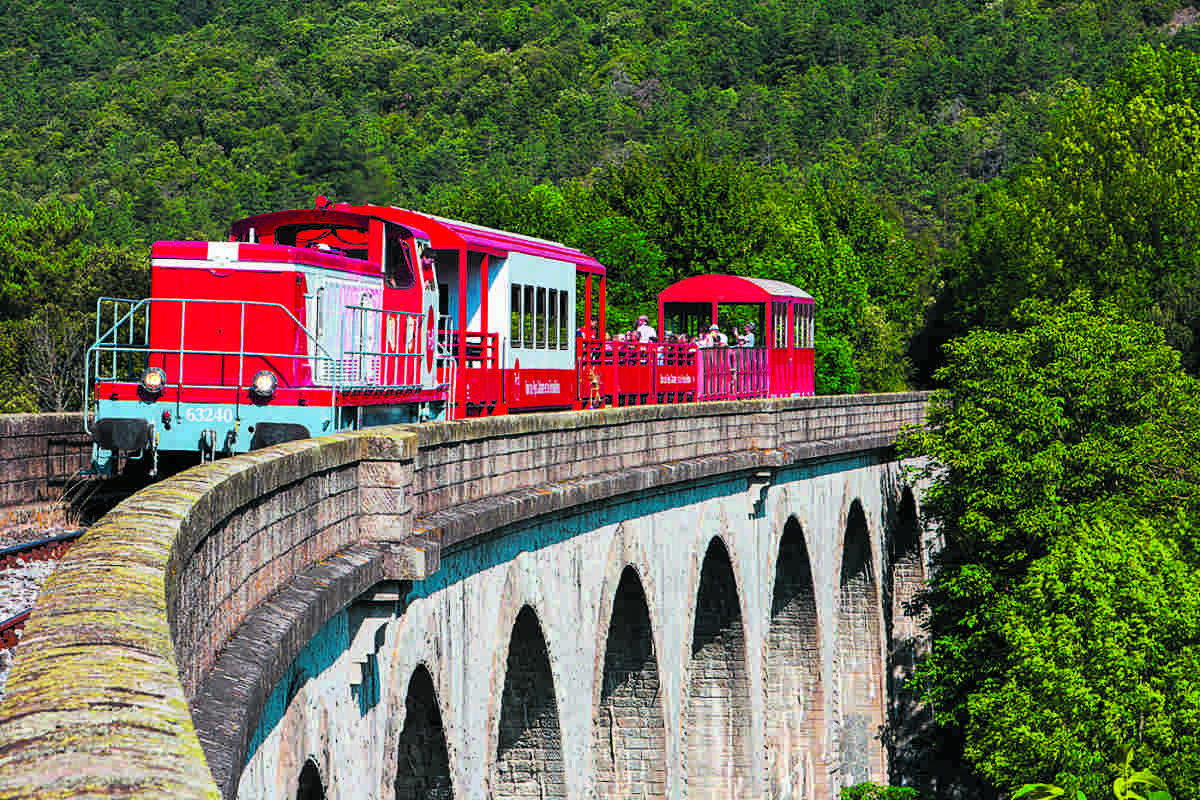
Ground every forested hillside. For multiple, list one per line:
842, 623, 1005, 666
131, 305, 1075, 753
0, 0, 1181, 240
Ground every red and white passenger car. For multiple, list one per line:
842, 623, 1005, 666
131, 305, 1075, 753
86, 200, 815, 473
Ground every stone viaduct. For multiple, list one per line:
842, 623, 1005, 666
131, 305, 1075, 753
0, 393, 930, 800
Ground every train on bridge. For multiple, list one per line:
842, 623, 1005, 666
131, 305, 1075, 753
85, 198, 815, 474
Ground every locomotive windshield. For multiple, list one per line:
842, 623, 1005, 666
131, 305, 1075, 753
273, 223, 369, 260
383, 226, 416, 289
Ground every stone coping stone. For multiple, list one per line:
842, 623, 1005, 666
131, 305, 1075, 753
0, 494, 220, 799
0, 412, 84, 436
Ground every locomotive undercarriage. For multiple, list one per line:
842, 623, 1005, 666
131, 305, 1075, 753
89, 396, 445, 477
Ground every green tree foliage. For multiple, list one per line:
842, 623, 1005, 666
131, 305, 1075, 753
431, 140, 924, 391
588, 138, 775, 286
581, 139, 928, 390
0, 0, 1186, 405
0, 200, 146, 411
979, 516, 1200, 796
0, 0, 1182, 246
0, 200, 145, 319
1014, 748, 1175, 800
915, 45, 1200, 380
905, 293, 1200, 797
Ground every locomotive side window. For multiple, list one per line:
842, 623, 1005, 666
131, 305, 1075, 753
274, 224, 368, 259
383, 229, 415, 289
511, 285, 522, 348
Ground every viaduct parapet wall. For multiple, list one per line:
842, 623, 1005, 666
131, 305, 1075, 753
0, 413, 90, 521
0, 394, 928, 799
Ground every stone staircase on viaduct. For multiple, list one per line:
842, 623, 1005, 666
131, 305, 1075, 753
0, 393, 930, 800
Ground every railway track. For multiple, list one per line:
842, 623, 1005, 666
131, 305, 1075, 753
0, 530, 85, 650
0, 473, 155, 697
0, 530, 82, 569
0, 460, 257, 697
0, 609, 30, 650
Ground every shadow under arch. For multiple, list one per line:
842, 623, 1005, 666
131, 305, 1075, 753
685, 536, 751, 797
887, 486, 925, 633
593, 565, 667, 800
837, 499, 885, 788
766, 515, 828, 799
492, 605, 566, 799
394, 664, 453, 800
882, 484, 933, 789
296, 757, 325, 800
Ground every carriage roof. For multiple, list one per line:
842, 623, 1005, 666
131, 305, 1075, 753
658, 274, 812, 304
231, 202, 606, 276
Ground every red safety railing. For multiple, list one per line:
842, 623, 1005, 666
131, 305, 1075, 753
697, 346, 770, 401
439, 331, 503, 406
768, 347, 815, 397
575, 340, 804, 407
653, 342, 700, 403
577, 339, 652, 406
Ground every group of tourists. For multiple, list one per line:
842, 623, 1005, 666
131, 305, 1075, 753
580, 314, 759, 350
603, 316, 757, 348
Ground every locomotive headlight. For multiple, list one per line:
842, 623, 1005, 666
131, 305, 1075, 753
139, 367, 167, 396
250, 370, 278, 400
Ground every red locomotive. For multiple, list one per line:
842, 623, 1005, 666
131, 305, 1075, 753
85, 199, 815, 474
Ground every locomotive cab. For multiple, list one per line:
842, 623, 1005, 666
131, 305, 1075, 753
86, 202, 445, 475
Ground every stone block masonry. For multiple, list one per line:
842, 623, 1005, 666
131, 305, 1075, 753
0, 393, 929, 799
0, 413, 91, 518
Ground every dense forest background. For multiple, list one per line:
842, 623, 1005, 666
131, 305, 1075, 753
4, 1, 1200, 796
3, 0, 1198, 409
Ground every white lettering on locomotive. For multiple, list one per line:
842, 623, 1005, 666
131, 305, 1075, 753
182, 407, 235, 424
525, 380, 562, 396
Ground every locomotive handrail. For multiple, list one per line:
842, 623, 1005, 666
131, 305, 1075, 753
436, 313, 458, 417
574, 340, 772, 405
85, 296, 339, 434
337, 304, 429, 393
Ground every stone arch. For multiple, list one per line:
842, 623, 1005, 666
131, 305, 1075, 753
491, 605, 567, 799
885, 485, 929, 786
837, 500, 886, 787
765, 515, 828, 799
887, 486, 925, 646
684, 536, 752, 796
394, 664, 453, 800
296, 757, 325, 800
593, 565, 667, 799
